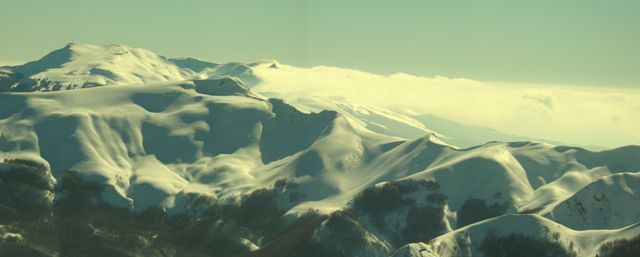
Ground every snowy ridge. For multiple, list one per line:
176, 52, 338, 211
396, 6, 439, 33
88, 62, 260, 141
0, 43, 593, 150
548, 172, 640, 230
0, 43, 257, 92
3, 43, 190, 91
391, 215, 640, 257
0, 43, 639, 257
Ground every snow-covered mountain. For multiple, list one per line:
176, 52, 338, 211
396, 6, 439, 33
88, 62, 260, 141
1, 43, 191, 91
0, 43, 594, 150
547, 171, 640, 230
0, 43, 262, 92
0, 43, 639, 257
391, 214, 640, 257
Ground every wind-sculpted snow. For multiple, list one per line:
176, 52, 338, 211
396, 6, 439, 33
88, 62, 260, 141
1, 43, 640, 257
548, 172, 640, 230
0, 79, 351, 212
0, 78, 639, 256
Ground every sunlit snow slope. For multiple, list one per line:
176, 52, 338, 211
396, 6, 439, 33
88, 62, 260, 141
1, 43, 583, 149
0, 43, 639, 257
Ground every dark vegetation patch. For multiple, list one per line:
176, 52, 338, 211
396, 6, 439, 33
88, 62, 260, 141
480, 230, 577, 257
0, 159, 55, 217
598, 234, 640, 257
426, 193, 447, 205
353, 182, 417, 213
200, 188, 283, 236
1, 159, 52, 190
56, 170, 106, 210
456, 198, 510, 227
518, 206, 545, 215
239, 211, 327, 257
59, 203, 316, 257
0, 174, 319, 257
0, 197, 303, 257
0, 243, 52, 257
352, 179, 439, 214
293, 211, 372, 257
338, 179, 448, 251
401, 205, 448, 243
238, 188, 282, 230
271, 178, 306, 203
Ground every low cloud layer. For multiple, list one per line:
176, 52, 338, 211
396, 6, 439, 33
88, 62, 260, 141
253, 65, 640, 148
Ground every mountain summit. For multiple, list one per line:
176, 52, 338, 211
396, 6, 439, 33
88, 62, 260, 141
0, 43, 227, 92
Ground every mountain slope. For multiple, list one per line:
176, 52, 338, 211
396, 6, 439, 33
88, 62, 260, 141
547, 172, 640, 230
2, 43, 189, 91
391, 215, 640, 257
1, 79, 639, 256
1, 43, 602, 150
1, 43, 639, 257
0, 43, 254, 92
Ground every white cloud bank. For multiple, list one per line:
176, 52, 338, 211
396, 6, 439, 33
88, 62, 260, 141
252, 64, 640, 148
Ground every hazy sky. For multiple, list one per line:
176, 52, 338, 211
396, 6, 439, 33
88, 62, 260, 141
1, 0, 638, 87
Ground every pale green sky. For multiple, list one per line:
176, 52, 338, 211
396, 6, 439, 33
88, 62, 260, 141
1, 0, 638, 87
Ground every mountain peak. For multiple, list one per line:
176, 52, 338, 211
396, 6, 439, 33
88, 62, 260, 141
1, 43, 188, 91
0, 43, 263, 92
